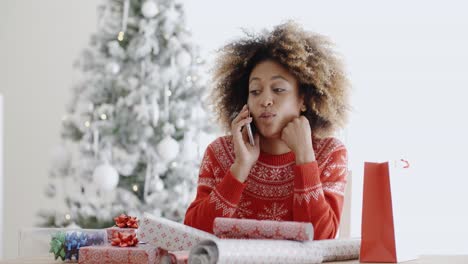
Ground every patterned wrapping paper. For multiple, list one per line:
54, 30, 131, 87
164, 250, 189, 264
188, 238, 361, 264
189, 239, 323, 264
78, 243, 163, 264
106, 227, 137, 243
311, 238, 361, 262
138, 212, 218, 252
213, 217, 313, 241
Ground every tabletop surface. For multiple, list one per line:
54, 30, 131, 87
1, 255, 468, 264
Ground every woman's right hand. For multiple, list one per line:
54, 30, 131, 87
230, 104, 260, 182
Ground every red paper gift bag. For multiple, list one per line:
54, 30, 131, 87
360, 161, 417, 263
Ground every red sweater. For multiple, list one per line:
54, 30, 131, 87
184, 135, 348, 240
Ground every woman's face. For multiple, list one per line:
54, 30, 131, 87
247, 60, 303, 139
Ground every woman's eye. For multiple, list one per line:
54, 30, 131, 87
274, 88, 285, 92
249, 90, 260, 95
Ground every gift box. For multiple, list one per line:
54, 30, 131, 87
78, 243, 163, 264
106, 227, 137, 244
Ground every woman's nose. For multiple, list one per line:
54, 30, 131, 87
260, 96, 273, 107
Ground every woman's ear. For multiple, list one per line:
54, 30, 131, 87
299, 96, 307, 113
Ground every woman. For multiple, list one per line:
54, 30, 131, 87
184, 21, 350, 240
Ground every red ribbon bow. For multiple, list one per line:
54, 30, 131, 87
114, 214, 139, 228
111, 232, 139, 247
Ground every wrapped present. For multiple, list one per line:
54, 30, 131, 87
213, 217, 313, 241
139, 212, 217, 251
79, 243, 163, 264
49, 230, 106, 261
106, 214, 138, 243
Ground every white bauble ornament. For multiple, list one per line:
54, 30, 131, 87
175, 118, 185, 129
93, 163, 119, 191
105, 61, 120, 74
155, 178, 164, 191
141, 0, 159, 18
176, 50, 192, 68
156, 136, 180, 162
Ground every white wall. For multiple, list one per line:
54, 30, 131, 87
1, 0, 467, 259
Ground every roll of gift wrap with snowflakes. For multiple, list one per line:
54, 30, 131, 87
314, 238, 361, 262
189, 239, 323, 264
213, 217, 313, 241
188, 238, 361, 264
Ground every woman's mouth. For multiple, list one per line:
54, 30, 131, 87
259, 112, 276, 120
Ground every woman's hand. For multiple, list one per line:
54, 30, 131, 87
230, 104, 260, 182
281, 116, 316, 164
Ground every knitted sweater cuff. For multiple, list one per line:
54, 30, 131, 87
215, 170, 247, 205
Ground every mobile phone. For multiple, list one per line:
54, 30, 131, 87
246, 112, 255, 146
231, 108, 256, 146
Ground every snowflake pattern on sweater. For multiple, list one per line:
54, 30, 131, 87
184, 135, 348, 240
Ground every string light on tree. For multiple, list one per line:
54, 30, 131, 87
84, 121, 91, 128
100, 114, 107, 120
132, 184, 139, 192
117, 0, 130, 41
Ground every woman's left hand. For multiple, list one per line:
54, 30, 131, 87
281, 116, 316, 164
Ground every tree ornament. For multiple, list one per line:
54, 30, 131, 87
175, 118, 185, 129
156, 135, 179, 162
105, 61, 120, 74
176, 50, 192, 68
141, 0, 159, 18
93, 163, 119, 191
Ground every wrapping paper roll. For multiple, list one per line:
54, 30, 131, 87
314, 238, 361, 262
138, 213, 217, 251
189, 239, 323, 264
168, 250, 190, 264
189, 238, 361, 264
213, 218, 313, 241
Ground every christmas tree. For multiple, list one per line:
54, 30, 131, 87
39, 0, 216, 228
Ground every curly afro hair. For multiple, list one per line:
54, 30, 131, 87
210, 21, 351, 138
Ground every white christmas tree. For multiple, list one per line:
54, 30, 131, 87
39, 0, 216, 228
